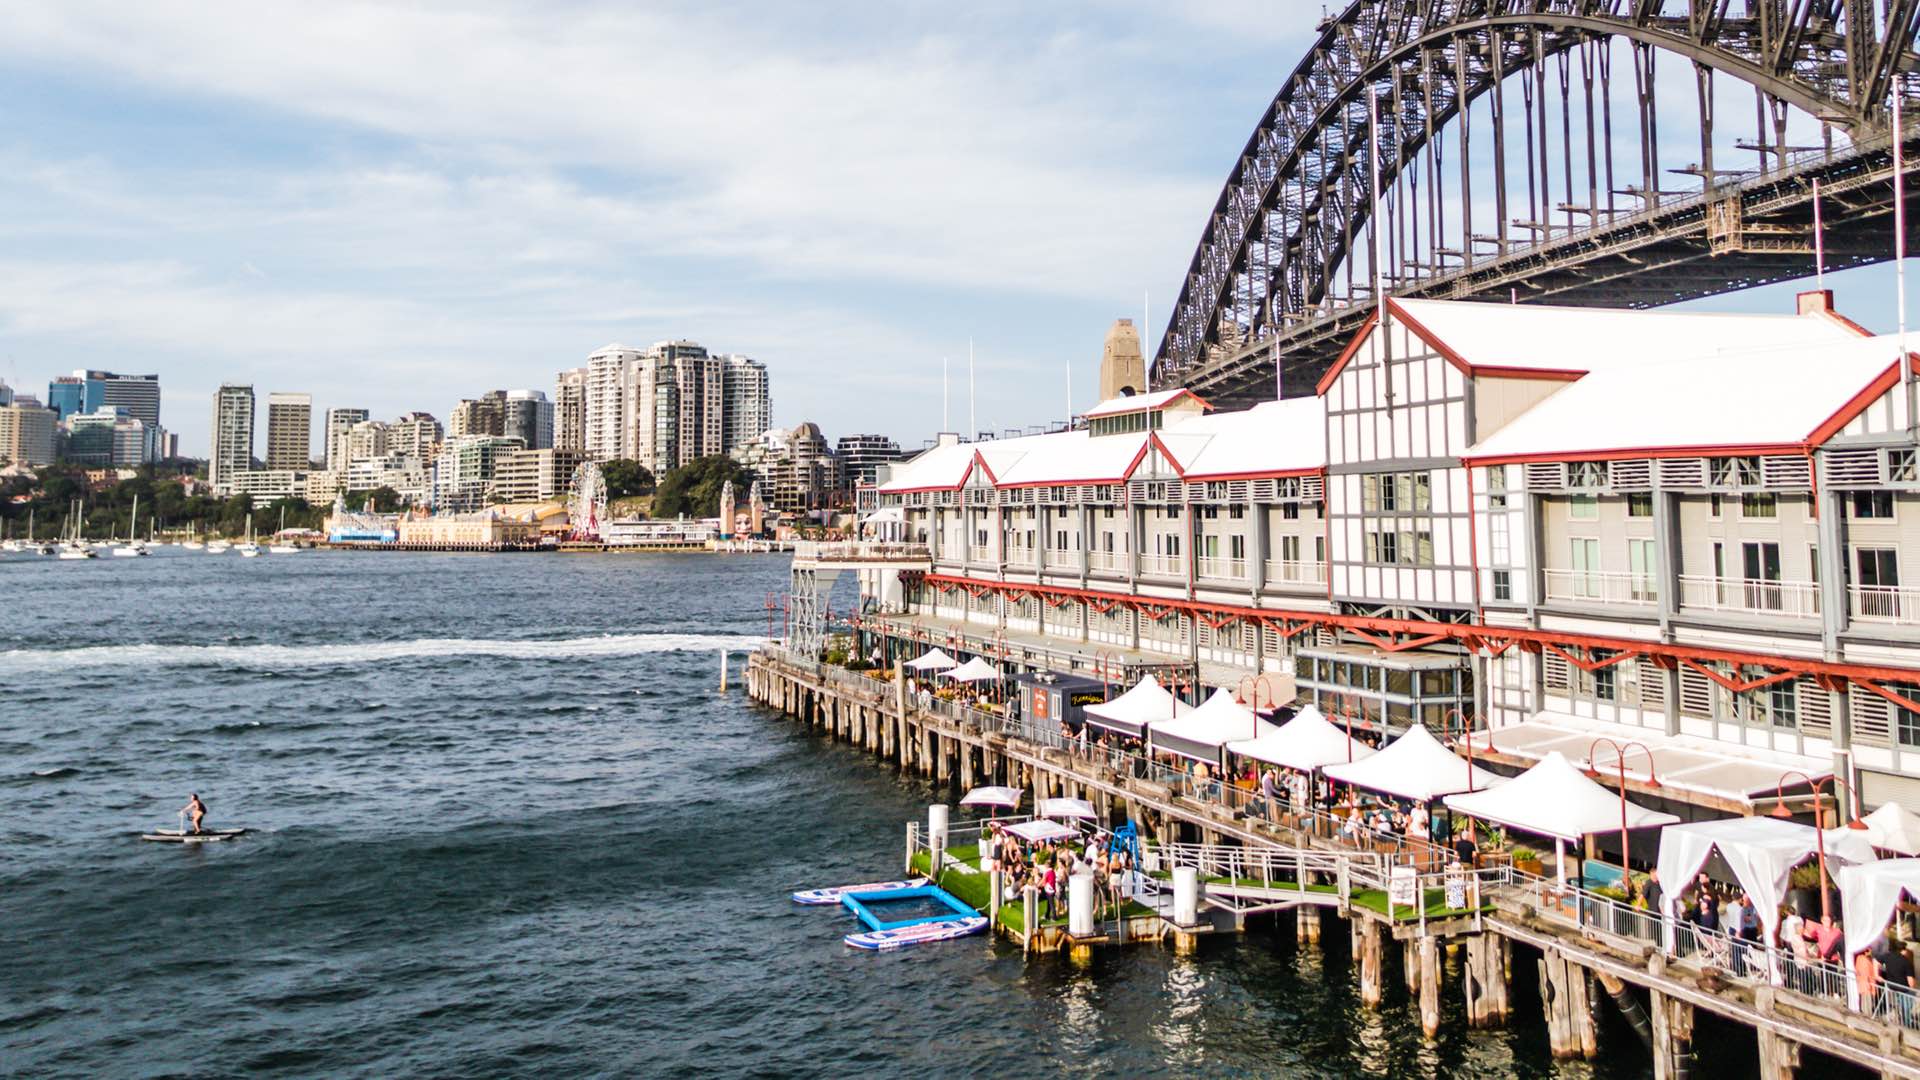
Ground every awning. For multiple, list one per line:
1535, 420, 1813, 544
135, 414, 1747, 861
1227, 704, 1375, 772
1863, 802, 1920, 856
861, 507, 905, 524
1323, 724, 1490, 802
905, 648, 958, 672
1082, 674, 1191, 740
944, 657, 1002, 682
1838, 859, 1920, 957
1148, 688, 1279, 765
1443, 752, 1677, 843
1003, 819, 1079, 844
1465, 711, 1831, 808
1037, 797, 1098, 820
1653, 817, 1875, 944
960, 786, 1023, 809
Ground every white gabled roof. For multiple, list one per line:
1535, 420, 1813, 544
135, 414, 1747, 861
1393, 297, 1862, 376
1322, 723, 1492, 802
1467, 333, 1913, 462
1442, 752, 1677, 843
1083, 387, 1203, 418
993, 430, 1149, 486
1159, 398, 1323, 479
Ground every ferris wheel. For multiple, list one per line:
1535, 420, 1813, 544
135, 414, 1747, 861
568, 462, 608, 541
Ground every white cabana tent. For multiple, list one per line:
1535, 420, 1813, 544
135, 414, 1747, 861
1003, 818, 1079, 844
1838, 859, 1920, 957
1821, 824, 1880, 867
1445, 752, 1678, 887
905, 648, 958, 672
1862, 802, 1920, 856
944, 657, 1002, 682
1653, 816, 1879, 944
1322, 724, 1490, 803
1227, 704, 1376, 773
960, 786, 1023, 809
1082, 674, 1191, 740
1147, 688, 1279, 766
1037, 797, 1098, 820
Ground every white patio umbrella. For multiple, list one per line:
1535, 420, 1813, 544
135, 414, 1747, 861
1037, 797, 1099, 820
961, 785, 1024, 810
1004, 818, 1079, 844
944, 657, 1002, 682
904, 648, 958, 672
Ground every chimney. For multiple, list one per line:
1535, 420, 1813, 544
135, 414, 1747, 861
1796, 289, 1835, 316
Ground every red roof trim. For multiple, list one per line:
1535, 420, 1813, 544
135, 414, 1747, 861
1084, 387, 1213, 418
1176, 467, 1323, 482
1465, 443, 1805, 467
1472, 365, 1587, 383
1314, 311, 1380, 396
1806, 355, 1919, 446
1818, 308, 1876, 338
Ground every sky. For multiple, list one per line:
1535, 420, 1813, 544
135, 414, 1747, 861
0, 2, 1910, 457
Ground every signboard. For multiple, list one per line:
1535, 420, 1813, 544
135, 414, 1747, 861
1032, 687, 1051, 721
1388, 865, 1418, 909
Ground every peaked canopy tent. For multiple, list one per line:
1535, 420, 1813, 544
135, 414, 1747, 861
1003, 818, 1079, 844
1862, 802, 1920, 857
1082, 675, 1191, 740
1227, 704, 1375, 773
1654, 816, 1879, 944
960, 786, 1023, 810
1037, 797, 1098, 820
1838, 859, 1920, 958
1322, 724, 1491, 803
1443, 753, 1678, 843
905, 648, 958, 672
1147, 689, 1279, 766
944, 657, 1002, 683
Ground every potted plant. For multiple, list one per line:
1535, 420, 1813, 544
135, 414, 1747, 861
1786, 862, 1824, 918
1511, 845, 1544, 877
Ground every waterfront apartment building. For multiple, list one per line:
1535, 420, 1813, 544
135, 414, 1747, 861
0, 396, 56, 466
835, 433, 902, 491
344, 452, 428, 504
554, 367, 587, 454
449, 391, 507, 439
209, 383, 255, 489
265, 392, 313, 470
721, 354, 770, 454
345, 419, 390, 464
584, 344, 643, 462
861, 293, 1920, 818
502, 390, 554, 451
490, 447, 583, 504
324, 407, 369, 471
388, 412, 442, 462
431, 434, 524, 512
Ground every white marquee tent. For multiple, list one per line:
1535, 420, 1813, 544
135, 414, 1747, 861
1148, 689, 1279, 766
1227, 704, 1375, 773
1838, 858, 1920, 957
1443, 752, 1678, 843
1862, 802, 1920, 856
1083, 675, 1191, 739
905, 648, 958, 672
1323, 724, 1490, 803
1004, 818, 1079, 844
1654, 816, 1878, 944
944, 657, 1002, 682
1037, 797, 1099, 820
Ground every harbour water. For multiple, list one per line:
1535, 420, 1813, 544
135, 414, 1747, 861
3, 551, 1648, 1077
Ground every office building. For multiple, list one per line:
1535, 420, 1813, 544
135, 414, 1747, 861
66, 370, 162, 429
0, 397, 56, 466
503, 390, 554, 451
325, 407, 370, 471
835, 433, 901, 491
265, 392, 313, 470
210, 384, 255, 489
554, 367, 587, 454
67, 408, 159, 467
46, 376, 83, 421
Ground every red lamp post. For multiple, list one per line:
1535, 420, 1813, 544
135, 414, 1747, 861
1586, 737, 1660, 874
1769, 769, 1867, 923
1445, 708, 1479, 790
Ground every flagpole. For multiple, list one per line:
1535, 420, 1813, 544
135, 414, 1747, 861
1896, 92, 1910, 431
1813, 177, 1826, 293
942, 356, 950, 433
969, 338, 977, 438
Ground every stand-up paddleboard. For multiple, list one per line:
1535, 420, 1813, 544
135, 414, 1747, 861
141, 828, 248, 843
845, 916, 987, 951
791, 877, 926, 905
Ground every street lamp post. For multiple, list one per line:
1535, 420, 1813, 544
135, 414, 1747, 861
1446, 708, 1478, 790
1769, 769, 1868, 923
1586, 737, 1660, 875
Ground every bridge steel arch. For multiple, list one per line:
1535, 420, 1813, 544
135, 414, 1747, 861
1155, 0, 1920, 400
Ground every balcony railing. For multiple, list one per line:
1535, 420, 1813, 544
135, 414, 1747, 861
1542, 569, 1658, 606
1677, 575, 1819, 618
1139, 553, 1184, 577
792, 541, 931, 564
1087, 550, 1126, 572
1196, 556, 1247, 581
1002, 545, 1036, 568
1852, 584, 1920, 625
966, 545, 996, 564
1264, 560, 1328, 587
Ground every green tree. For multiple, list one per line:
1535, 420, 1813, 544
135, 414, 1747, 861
354, 486, 402, 513
601, 459, 656, 499
652, 456, 753, 519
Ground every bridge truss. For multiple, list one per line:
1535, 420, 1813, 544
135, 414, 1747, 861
1155, 0, 1920, 404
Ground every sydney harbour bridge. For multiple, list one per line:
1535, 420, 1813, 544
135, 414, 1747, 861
1152, 0, 1920, 405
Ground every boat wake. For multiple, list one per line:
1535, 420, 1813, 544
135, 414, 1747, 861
0, 633, 766, 674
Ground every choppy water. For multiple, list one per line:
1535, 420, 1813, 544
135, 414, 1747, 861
1, 550, 1680, 1077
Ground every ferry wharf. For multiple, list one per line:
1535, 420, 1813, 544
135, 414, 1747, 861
746, 645, 1920, 1079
